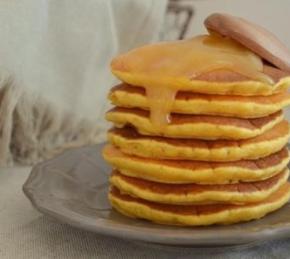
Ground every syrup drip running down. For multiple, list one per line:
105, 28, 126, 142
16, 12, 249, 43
145, 87, 177, 130
112, 34, 272, 130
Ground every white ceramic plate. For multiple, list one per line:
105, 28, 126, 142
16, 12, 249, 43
23, 144, 290, 247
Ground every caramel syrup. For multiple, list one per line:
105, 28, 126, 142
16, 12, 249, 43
111, 34, 272, 130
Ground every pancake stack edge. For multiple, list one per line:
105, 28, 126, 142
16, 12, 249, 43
103, 77, 290, 226
103, 14, 290, 226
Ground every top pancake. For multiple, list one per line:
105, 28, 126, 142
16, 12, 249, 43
111, 14, 290, 95
109, 83, 290, 118
112, 50, 290, 96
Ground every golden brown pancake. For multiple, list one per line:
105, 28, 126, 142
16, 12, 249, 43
111, 39, 290, 96
106, 108, 283, 139
103, 145, 289, 184
110, 169, 289, 205
112, 69, 290, 96
109, 84, 290, 118
107, 14, 290, 226
109, 183, 290, 226
107, 121, 289, 161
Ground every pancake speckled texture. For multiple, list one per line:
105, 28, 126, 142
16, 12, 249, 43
109, 184, 290, 226
107, 121, 289, 161
111, 67, 290, 97
110, 169, 289, 205
104, 13, 290, 226
103, 145, 290, 184
106, 107, 284, 139
109, 84, 290, 118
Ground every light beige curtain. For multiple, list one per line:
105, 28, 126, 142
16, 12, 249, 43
0, 0, 167, 165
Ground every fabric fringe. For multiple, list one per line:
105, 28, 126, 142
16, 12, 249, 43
0, 71, 107, 166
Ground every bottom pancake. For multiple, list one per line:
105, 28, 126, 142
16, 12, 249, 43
109, 183, 290, 226
110, 169, 289, 205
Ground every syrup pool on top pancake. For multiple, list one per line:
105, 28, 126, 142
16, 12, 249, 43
111, 34, 290, 130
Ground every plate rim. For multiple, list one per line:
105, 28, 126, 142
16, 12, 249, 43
23, 145, 290, 246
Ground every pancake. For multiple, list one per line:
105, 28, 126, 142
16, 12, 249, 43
110, 169, 289, 205
109, 84, 290, 118
107, 121, 289, 161
103, 145, 290, 184
111, 53, 290, 97
109, 183, 290, 226
106, 108, 283, 140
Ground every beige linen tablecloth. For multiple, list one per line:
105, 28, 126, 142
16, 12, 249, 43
1, 167, 290, 259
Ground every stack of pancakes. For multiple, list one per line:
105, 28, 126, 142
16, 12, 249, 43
103, 13, 290, 226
